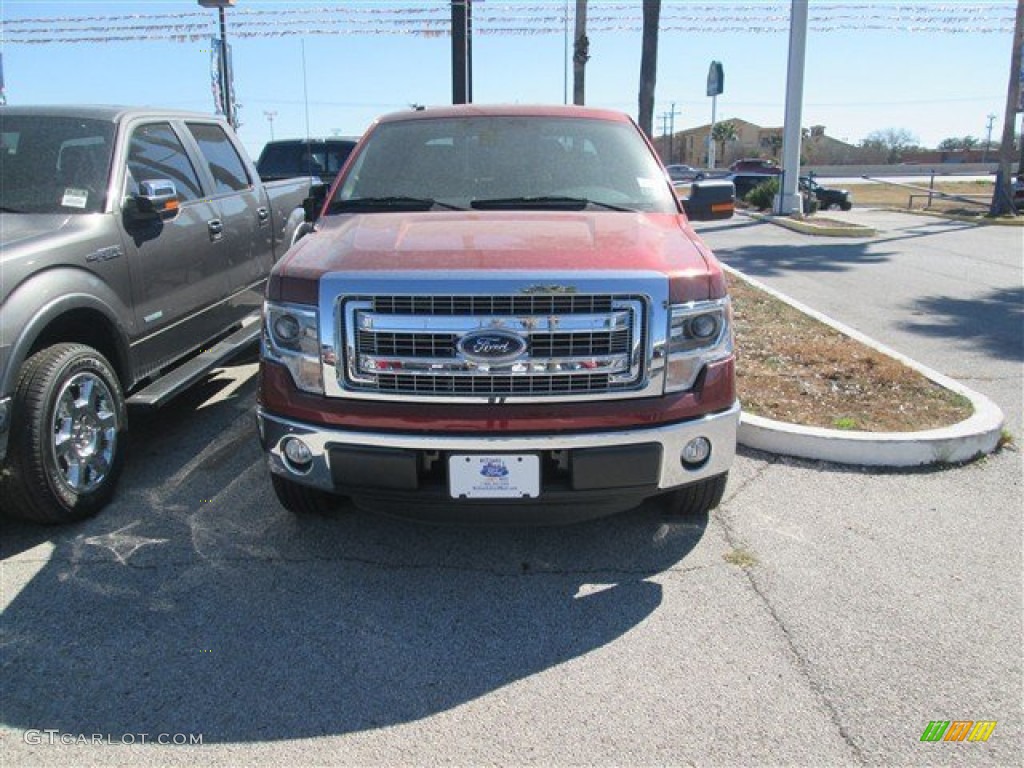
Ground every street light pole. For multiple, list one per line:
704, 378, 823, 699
983, 113, 996, 163
199, 1, 236, 127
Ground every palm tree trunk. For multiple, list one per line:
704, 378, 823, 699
638, 0, 661, 139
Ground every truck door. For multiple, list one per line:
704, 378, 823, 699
121, 121, 230, 372
185, 121, 270, 322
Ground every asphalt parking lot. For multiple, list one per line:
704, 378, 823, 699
1, 209, 1021, 767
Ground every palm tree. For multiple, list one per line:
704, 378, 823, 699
712, 121, 737, 164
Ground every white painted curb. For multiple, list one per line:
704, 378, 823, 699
724, 266, 1006, 467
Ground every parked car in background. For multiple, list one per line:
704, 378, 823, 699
729, 158, 781, 175
800, 176, 852, 211
0, 105, 315, 523
1013, 174, 1024, 210
665, 164, 705, 183
256, 137, 359, 183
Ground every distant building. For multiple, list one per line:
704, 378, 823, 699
657, 119, 857, 168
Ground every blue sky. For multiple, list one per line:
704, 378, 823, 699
1, 1, 1017, 158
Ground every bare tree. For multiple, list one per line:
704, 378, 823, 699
863, 128, 920, 163
638, 0, 660, 139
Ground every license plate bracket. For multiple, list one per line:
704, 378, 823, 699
448, 454, 540, 499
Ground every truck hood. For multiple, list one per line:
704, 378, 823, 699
0, 213, 74, 250
274, 211, 722, 303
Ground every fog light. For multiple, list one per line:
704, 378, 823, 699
681, 437, 711, 468
282, 437, 313, 472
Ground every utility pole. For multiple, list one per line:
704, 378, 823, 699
451, 1, 469, 104
990, 0, 1023, 216
660, 111, 670, 160
983, 113, 996, 162
667, 101, 680, 164
264, 110, 277, 141
572, 0, 589, 105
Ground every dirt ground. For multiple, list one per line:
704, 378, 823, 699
728, 276, 973, 432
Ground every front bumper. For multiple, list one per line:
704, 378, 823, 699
258, 401, 740, 521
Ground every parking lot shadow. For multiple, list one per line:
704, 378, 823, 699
902, 286, 1024, 362
0, 368, 708, 743
713, 241, 893, 277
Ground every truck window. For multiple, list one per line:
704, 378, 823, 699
186, 122, 251, 195
0, 116, 114, 214
125, 123, 203, 202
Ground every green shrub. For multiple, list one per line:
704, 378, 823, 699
745, 178, 779, 210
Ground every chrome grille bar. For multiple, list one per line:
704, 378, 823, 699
318, 271, 671, 404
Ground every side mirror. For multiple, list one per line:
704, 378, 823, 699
302, 182, 329, 223
681, 179, 735, 221
125, 179, 180, 222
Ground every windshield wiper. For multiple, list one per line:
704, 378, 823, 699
330, 196, 465, 212
470, 195, 635, 212
0, 206, 27, 213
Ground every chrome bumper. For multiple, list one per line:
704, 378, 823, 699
258, 401, 740, 494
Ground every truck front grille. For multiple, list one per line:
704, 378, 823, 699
340, 293, 647, 400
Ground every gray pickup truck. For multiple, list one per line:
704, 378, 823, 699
0, 105, 313, 523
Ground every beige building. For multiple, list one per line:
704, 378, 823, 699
657, 120, 855, 168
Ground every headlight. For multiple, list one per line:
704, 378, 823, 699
664, 298, 733, 393
262, 301, 323, 394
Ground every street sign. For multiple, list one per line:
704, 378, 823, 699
707, 61, 724, 97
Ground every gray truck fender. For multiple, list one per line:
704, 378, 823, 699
283, 206, 310, 250
0, 269, 133, 399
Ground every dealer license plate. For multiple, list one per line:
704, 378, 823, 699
448, 454, 540, 499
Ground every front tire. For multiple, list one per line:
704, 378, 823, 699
662, 473, 728, 518
1, 344, 126, 524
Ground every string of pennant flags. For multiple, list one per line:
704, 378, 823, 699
2, 2, 1014, 44
8, 11, 1014, 34
1, 3, 1014, 25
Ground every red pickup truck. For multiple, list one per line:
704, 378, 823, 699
258, 105, 739, 523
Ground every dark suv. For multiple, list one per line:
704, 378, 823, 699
256, 137, 358, 182
800, 176, 852, 211
729, 158, 781, 174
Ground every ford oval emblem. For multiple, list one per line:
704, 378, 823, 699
458, 330, 527, 363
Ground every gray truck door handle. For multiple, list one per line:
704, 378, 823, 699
256, 207, 270, 225
207, 219, 224, 241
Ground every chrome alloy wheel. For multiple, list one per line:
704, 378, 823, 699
50, 371, 120, 494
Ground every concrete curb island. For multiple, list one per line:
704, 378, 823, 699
743, 210, 877, 237
723, 266, 1007, 468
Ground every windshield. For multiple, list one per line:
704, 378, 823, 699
1, 116, 115, 214
332, 115, 678, 214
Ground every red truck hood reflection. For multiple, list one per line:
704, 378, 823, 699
271, 211, 724, 304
